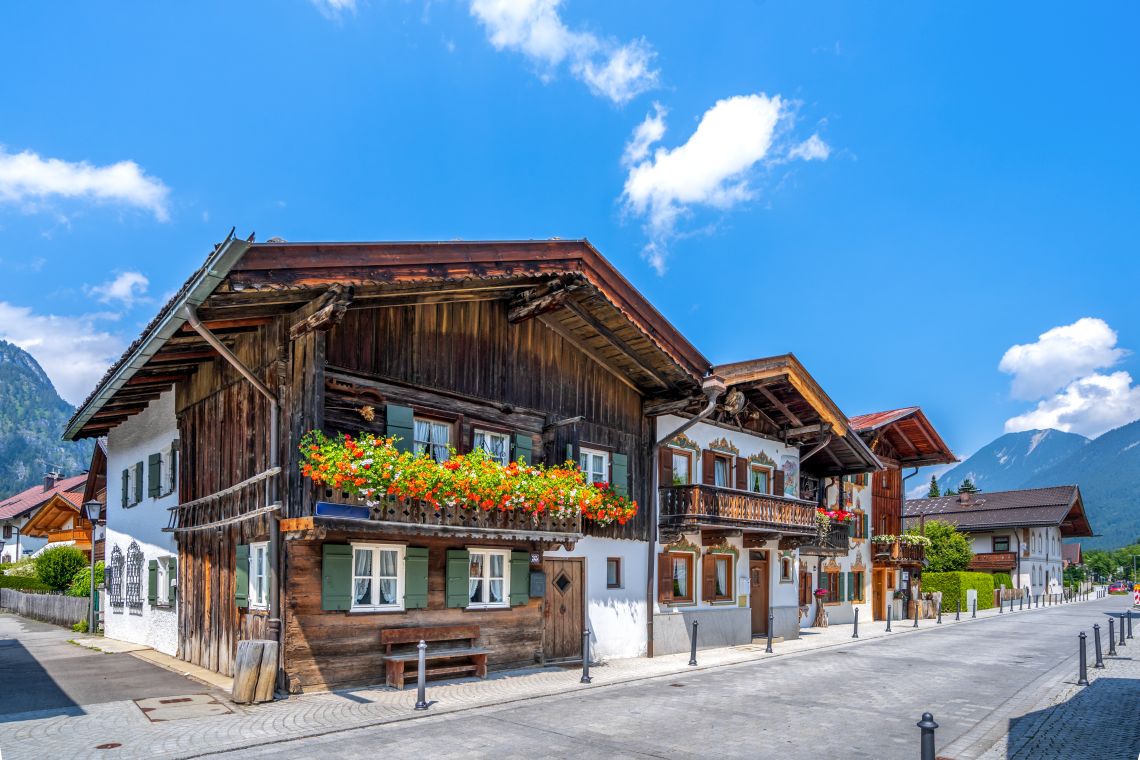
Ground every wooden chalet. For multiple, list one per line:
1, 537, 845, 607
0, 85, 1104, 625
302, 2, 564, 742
65, 233, 709, 692
848, 408, 956, 620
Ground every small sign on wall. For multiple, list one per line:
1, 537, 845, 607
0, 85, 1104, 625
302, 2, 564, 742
529, 570, 546, 598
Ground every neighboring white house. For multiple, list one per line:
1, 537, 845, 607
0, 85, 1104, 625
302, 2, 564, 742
0, 474, 86, 563
810, 474, 874, 627
103, 390, 180, 655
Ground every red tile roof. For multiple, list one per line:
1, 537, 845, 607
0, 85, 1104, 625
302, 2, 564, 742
0, 475, 88, 521
848, 407, 920, 431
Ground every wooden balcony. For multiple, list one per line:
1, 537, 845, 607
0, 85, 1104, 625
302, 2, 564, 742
47, 527, 92, 546
968, 551, 1017, 571
871, 538, 925, 567
798, 522, 851, 556
658, 484, 817, 535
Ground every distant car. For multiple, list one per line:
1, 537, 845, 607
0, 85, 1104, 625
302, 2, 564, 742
1108, 582, 1130, 594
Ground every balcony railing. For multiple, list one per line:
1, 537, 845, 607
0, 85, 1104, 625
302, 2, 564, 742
47, 528, 92, 545
658, 484, 816, 534
798, 522, 852, 556
871, 538, 925, 566
968, 551, 1017, 571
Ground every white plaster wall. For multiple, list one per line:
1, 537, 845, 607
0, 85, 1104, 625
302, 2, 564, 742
799, 479, 873, 627
104, 391, 179, 655
656, 415, 801, 496
1, 517, 46, 562
547, 537, 647, 660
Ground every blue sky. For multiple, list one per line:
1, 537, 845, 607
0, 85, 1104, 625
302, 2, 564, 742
1, 2, 1138, 466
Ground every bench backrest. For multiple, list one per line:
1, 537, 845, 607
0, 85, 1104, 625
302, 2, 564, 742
380, 624, 480, 647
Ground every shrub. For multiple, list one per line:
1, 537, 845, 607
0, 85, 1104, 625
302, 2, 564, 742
71, 620, 89, 633
3, 558, 38, 578
991, 572, 1013, 590
34, 546, 88, 592
922, 571, 995, 612
0, 574, 53, 592
67, 561, 104, 598
908, 520, 973, 572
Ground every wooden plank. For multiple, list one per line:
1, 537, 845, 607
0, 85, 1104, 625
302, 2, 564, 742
560, 297, 670, 389
280, 517, 315, 533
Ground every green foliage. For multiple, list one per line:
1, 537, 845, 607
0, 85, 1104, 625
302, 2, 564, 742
927, 475, 940, 498
0, 574, 53, 592
71, 620, 89, 633
958, 477, 979, 494
3, 557, 38, 577
67, 561, 104, 597
33, 546, 87, 592
943, 485, 957, 495
1084, 543, 1140, 581
991, 572, 1013, 590
1064, 565, 1087, 584
908, 519, 973, 572
922, 571, 996, 612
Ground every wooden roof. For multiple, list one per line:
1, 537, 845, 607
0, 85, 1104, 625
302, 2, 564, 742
66, 237, 712, 439
21, 492, 89, 537
849, 407, 957, 468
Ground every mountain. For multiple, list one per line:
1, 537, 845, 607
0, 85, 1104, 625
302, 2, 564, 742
1024, 419, 1140, 550
935, 429, 1090, 494
0, 340, 92, 497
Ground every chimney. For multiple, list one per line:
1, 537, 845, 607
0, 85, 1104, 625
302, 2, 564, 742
958, 491, 972, 506
43, 471, 60, 492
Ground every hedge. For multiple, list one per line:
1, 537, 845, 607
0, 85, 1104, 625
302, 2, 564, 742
922, 571, 995, 612
0, 575, 53, 593
991, 572, 1013, 591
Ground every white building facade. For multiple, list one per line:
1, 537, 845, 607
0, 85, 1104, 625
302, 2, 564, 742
103, 390, 180, 655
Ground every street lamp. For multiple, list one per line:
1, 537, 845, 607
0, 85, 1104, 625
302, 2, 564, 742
81, 500, 103, 635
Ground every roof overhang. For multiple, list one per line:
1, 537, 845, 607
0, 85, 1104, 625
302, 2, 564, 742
21, 494, 85, 537
852, 407, 957, 468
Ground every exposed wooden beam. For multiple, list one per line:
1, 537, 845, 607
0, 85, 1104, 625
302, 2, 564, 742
537, 315, 642, 396
289, 284, 355, 340
90, 406, 145, 420
508, 289, 568, 324
149, 350, 221, 365
643, 397, 699, 416
758, 385, 803, 427
888, 423, 919, 456
177, 316, 273, 334
125, 373, 189, 387
786, 423, 829, 438
560, 298, 670, 389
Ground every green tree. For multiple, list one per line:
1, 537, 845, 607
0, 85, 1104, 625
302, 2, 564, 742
34, 546, 87, 592
943, 485, 957, 496
958, 478, 979, 494
909, 519, 973, 572
927, 475, 940, 498
66, 561, 104, 598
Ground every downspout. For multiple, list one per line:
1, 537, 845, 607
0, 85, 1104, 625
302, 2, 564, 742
645, 377, 725, 658
183, 306, 282, 673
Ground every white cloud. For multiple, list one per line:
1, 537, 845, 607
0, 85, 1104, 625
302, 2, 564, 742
311, 0, 356, 19
0, 302, 125, 405
0, 146, 170, 221
469, 0, 658, 104
85, 271, 150, 308
1004, 371, 1140, 438
999, 317, 1127, 400
621, 93, 784, 273
788, 133, 831, 162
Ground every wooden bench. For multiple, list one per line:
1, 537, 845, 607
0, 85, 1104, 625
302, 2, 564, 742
381, 624, 488, 689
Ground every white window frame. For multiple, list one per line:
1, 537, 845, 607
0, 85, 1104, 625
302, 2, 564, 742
156, 557, 170, 606
413, 416, 452, 462
249, 542, 269, 610
474, 429, 511, 466
670, 449, 692, 486
713, 455, 730, 488
467, 547, 510, 609
349, 542, 406, 612
579, 447, 610, 485
748, 464, 772, 495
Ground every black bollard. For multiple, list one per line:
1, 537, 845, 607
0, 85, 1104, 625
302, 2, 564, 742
852, 607, 859, 639
886, 605, 892, 632
688, 620, 699, 666
917, 712, 938, 760
766, 610, 774, 653
580, 629, 592, 683
1128, 610, 1134, 640
1120, 615, 1127, 647
999, 593, 1004, 614
937, 604, 942, 624
1108, 619, 1117, 656
1020, 594, 1024, 611
914, 597, 920, 628
1078, 633, 1089, 686
414, 640, 429, 710
972, 599, 977, 619
955, 598, 961, 621
1094, 624, 1105, 669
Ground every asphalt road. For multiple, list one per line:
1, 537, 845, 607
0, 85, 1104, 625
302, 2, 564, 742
0, 613, 207, 722
215, 597, 1139, 760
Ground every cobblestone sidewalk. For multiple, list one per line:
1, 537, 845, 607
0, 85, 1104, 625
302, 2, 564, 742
0, 595, 1107, 760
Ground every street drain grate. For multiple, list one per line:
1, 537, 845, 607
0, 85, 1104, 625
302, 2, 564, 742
670, 683, 685, 687
134, 694, 233, 722
95, 743, 122, 750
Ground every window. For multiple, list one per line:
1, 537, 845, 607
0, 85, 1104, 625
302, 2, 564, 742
156, 558, 170, 606
993, 536, 1010, 553
709, 554, 734, 602
414, 418, 451, 462
822, 570, 841, 604
165, 440, 179, 496
852, 510, 866, 540
473, 429, 511, 466
349, 543, 404, 612
799, 569, 813, 606
579, 447, 609, 484
2, 525, 10, 539
851, 571, 865, 602
780, 557, 793, 582
125, 542, 144, 613
748, 465, 771, 494
713, 456, 730, 487
670, 450, 692, 485
248, 542, 270, 610
606, 557, 622, 589
668, 552, 695, 604
468, 548, 509, 608
109, 545, 124, 609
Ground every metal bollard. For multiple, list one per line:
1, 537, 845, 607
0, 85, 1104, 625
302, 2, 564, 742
581, 629, 592, 683
1078, 633, 1089, 686
1120, 615, 1127, 647
852, 607, 859, 639
972, 599, 977, 619
688, 620, 699, 666
1108, 619, 1117, 656
1094, 624, 1105, 669
1020, 594, 1024, 611
414, 640, 429, 710
917, 712, 938, 760
999, 594, 1004, 614
886, 605, 892, 632
937, 604, 942, 624
1129, 610, 1134, 640
766, 610, 774, 653
955, 598, 961, 621
914, 598, 920, 628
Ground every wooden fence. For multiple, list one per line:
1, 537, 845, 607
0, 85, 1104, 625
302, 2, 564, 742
0, 589, 87, 627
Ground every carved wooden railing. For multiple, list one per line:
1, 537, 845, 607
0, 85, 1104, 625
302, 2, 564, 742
325, 490, 583, 536
799, 522, 852, 555
871, 538, 925, 565
658, 484, 816, 532
47, 528, 92, 544
968, 551, 1018, 571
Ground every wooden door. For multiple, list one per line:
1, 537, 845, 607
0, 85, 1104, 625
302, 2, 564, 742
750, 552, 770, 635
544, 558, 585, 661
872, 569, 887, 621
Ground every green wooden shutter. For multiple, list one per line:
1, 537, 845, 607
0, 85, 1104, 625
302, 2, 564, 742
169, 441, 180, 495
235, 544, 250, 608
513, 433, 532, 465
133, 462, 144, 504
509, 551, 530, 606
611, 453, 629, 496
446, 549, 470, 608
147, 560, 159, 605
848, 572, 855, 601
863, 512, 870, 540
121, 469, 129, 507
168, 556, 178, 602
386, 404, 415, 455
838, 572, 846, 602
404, 547, 429, 609
321, 544, 352, 611
148, 454, 162, 498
